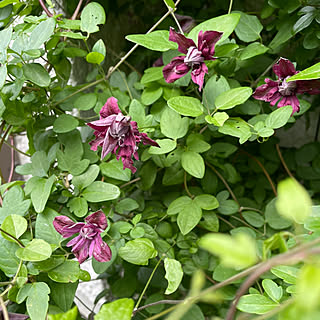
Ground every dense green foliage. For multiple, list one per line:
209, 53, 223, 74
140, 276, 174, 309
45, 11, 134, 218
1, 0, 320, 319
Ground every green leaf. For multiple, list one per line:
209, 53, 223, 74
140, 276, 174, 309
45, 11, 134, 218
100, 159, 131, 181
0, 26, 12, 51
239, 42, 269, 60
82, 181, 120, 202
55, 31, 87, 39
92, 39, 106, 57
16, 151, 50, 177
149, 139, 176, 154
53, 114, 79, 133
194, 194, 219, 210
128, 99, 146, 127
1, 215, 27, 242
86, 52, 105, 64
163, 0, 175, 8
17, 282, 50, 320
268, 17, 296, 49
235, 13, 263, 42
288, 62, 320, 81
265, 198, 292, 230
23, 63, 51, 87
242, 211, 265, 228
80, 2, 106, 34
167, 96, 203, 117
0, 235, 20, 276
31, 176, 55, 213
126, 31, 178, 51
48, 260, 80, 283
118, 238, 157, 265
276, 178, 312, 224
28, 18, 55, 49
167, 196, 192, 215
72, 164, 100, 190
164, 258, 183, 294
141, 85, 163, 105
0, 65, 7, 89
237, 294, 278, 314
48, 306, 78, 320
186, 134, 211, 153
35, 208, 63, 247
218, 118, 252, 144
74, 93, 97, 111
262, 279, 283, 302
293, 12, 316, 34
199, 233, 257, 269
160, 107, 189, 139
141, 67, 164, 84
177, 201, 202, 235
271, 265, 299, 284
0, 186, 31, 224
16, 239, 52, 262
265, 106, 293, 129
49, 281, 78, 312
203, 75, 230, 110
94, 298, 134, 320
205, 112, 229, 127
181, 151, 205, 179
215, 87, 252, 110
188, 13, 240, 43
67, 197, 88, 217
296, 264, 320, 310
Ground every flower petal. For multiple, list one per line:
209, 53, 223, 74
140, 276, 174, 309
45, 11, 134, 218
273, 58, 296, 80
198, 30, 223, 60
191, 62, 208, 91
296, 79, 320, 95
163, 56, 190, 83
101, 132, 118, 159
169, 27, 195, 54
85, 210, 108, 230
277, 95, 300, 114
99, 97, 121, 118
93, 235, 112, 262
53, 216, 84, 238
74, 241, 90, 264
140, 132, 159, 147
253, 79, 279, 102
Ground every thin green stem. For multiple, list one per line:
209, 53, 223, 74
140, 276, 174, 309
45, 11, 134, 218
206, 162, 239, 205
184, 171, 194, 199
228, 0, 234, 14
0, 296, 9, 320
3, 140, 30, 157
134, 258, 163, 311
0, 228, 25, 248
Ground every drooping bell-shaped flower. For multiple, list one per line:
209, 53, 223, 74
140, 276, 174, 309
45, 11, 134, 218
87, 97, 159, 173
253, 57, 320, 114
163, 27, 223, 91
53, 210, 111, 264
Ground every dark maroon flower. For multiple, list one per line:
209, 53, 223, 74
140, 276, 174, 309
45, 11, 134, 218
163, 27, 223, 91
253, 57, 320, 114
53, 210, 111, 264
87, 97, 159, 173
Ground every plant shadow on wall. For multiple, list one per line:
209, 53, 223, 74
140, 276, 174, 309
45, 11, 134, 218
2, 0, 320, 320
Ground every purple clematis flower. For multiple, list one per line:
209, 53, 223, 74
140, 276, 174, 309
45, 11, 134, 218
253, 57, 320, 114
53, 210, 111, 264
87, 97, 159, 173
163, 27, 223, 91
